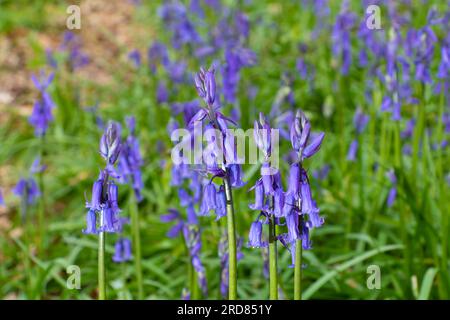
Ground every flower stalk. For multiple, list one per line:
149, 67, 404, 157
223, 175, 237, 300
268, 213, 278, 300
129, 191, 144, 299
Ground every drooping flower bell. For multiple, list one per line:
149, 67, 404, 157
83, 209, 98, 235
215, 185, 227, 220
199, 183, 217, 216
112, 238, 133, 263
249, 179, 265, 211
248, 220, 266, 248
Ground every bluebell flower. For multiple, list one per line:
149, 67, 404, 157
272, 188, 285, 218
29, 71, 55, 137
312, 164, 330, 181
147, 42, 170, 73
128, 49, 141, 68
13, 178, 40, 205
286, 210, 300, 242
157, 81, 169, 104
83, 209, 98, 235
199, 183, 217, 216
101, 206, 117, 233
347, 140, 358, 161
286, 163, 301, 199
248, 220, 266, 248
387, 170, 397, 207
60, 31, 89, 70
117, 116, 144, 202
331, 0, 356, 75
181, 289, 191, 300
113, 238, 133, 263
215, 186, 227, 220
229, 164, 246, 188
290, 110, 324, 161
84, 122, 122, 235
249, 179, 265, 210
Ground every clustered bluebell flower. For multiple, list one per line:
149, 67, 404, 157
84, 122, 123, 235
331, 0, 356, 75
248, 111, 325, 266
29, 71, 55, 137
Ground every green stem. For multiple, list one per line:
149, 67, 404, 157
412, 87, 425, 192
436, 87, 449, 298
98, 224, 106, 300
294, 238, 303, 300
223, 176, 237, 300
21, 190, 33, 298
130, 191, 144, 299
37, 135, 45, 253
268, 214, 278, 300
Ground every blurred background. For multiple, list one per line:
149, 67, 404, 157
0, 0, 449, 300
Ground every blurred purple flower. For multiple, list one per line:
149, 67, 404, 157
29, 71, 55, 137
113, 238, 133, 263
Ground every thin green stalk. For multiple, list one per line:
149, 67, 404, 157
294, 238, 303, 300
223, 176, 237, 300
37, 135, 45, 253
129, 191, 144, 299
436, 87, 449, 298
268, 214, 278, 300
412, 86, 425, 192
98, 221, 106, 300
20, 190, 33, 298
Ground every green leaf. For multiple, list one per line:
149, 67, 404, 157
303, 244, 403, 299
418, 268, 438, 300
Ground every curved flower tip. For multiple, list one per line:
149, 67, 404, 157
290, 110, 310, 151
161, 208, 180, 223
195, 66, 216, 106
187, 108, 207, 128
100, 122, 122, 165
302, 132, 325, 159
